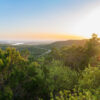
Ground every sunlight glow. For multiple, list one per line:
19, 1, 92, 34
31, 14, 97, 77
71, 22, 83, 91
71, 6, 100, 38
0, 0, 100, 40
0, 33, 84, 41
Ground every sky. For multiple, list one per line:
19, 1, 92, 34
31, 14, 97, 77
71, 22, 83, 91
0, 0, 100, 41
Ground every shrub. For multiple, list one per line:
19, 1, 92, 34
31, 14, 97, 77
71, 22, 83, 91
50, 89, 100, 100
44, 60, 79, 92
79, 66, 100, 90
0, 86, 13, 100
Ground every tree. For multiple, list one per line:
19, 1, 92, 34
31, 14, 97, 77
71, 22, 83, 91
0, 48, 28, 100
61, 45, 86, 71
79, 66, 100, 90
20, 49, 30, 60
85, 33, 100, 66
42, 60, 78, 93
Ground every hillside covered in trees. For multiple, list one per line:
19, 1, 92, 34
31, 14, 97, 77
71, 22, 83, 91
0, 34, 100, 100
40, 39, 87, 49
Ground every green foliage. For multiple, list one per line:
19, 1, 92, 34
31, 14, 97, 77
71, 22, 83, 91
0, 34, 100, 100
61, 45, 87, 71
0, 59, 4, 66
48, 34, 100, 71
50, 89, 100, 100
0, 86, 13, 100
31, 61, 40, 67
79, 66, 100, 90
20, 49, 30, 59
44, 60, 78, 92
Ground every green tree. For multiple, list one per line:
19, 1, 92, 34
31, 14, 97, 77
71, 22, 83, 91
42, 60, 78, 94
79, 66, 100, 90
85, 33, 100, 66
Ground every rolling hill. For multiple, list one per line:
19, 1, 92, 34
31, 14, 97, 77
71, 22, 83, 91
39, 39, 87, 49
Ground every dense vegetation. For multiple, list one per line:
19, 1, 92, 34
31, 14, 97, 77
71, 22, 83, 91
0, 44, 48, 58
0, 34, 100, 100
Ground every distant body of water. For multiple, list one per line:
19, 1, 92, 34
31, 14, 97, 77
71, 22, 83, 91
12, 43, 24, 46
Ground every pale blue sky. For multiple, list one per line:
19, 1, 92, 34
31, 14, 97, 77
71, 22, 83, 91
0, 0, 100, 40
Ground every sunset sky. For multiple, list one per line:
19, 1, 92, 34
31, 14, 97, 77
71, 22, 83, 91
0, 0, 100, 41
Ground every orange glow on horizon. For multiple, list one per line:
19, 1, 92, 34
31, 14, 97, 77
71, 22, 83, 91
0, 33, 85, 40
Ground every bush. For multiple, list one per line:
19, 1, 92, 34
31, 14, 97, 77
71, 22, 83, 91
50, 89, 100, 100
0, 86, 13, 100
79, 66, 100, 90
44, 60, 79, 92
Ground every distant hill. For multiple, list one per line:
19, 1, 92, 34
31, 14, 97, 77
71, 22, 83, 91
39, 39, 88, 49
0, 44, 47, 57
0, 39, 88, 57
0, 41, 52, 46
